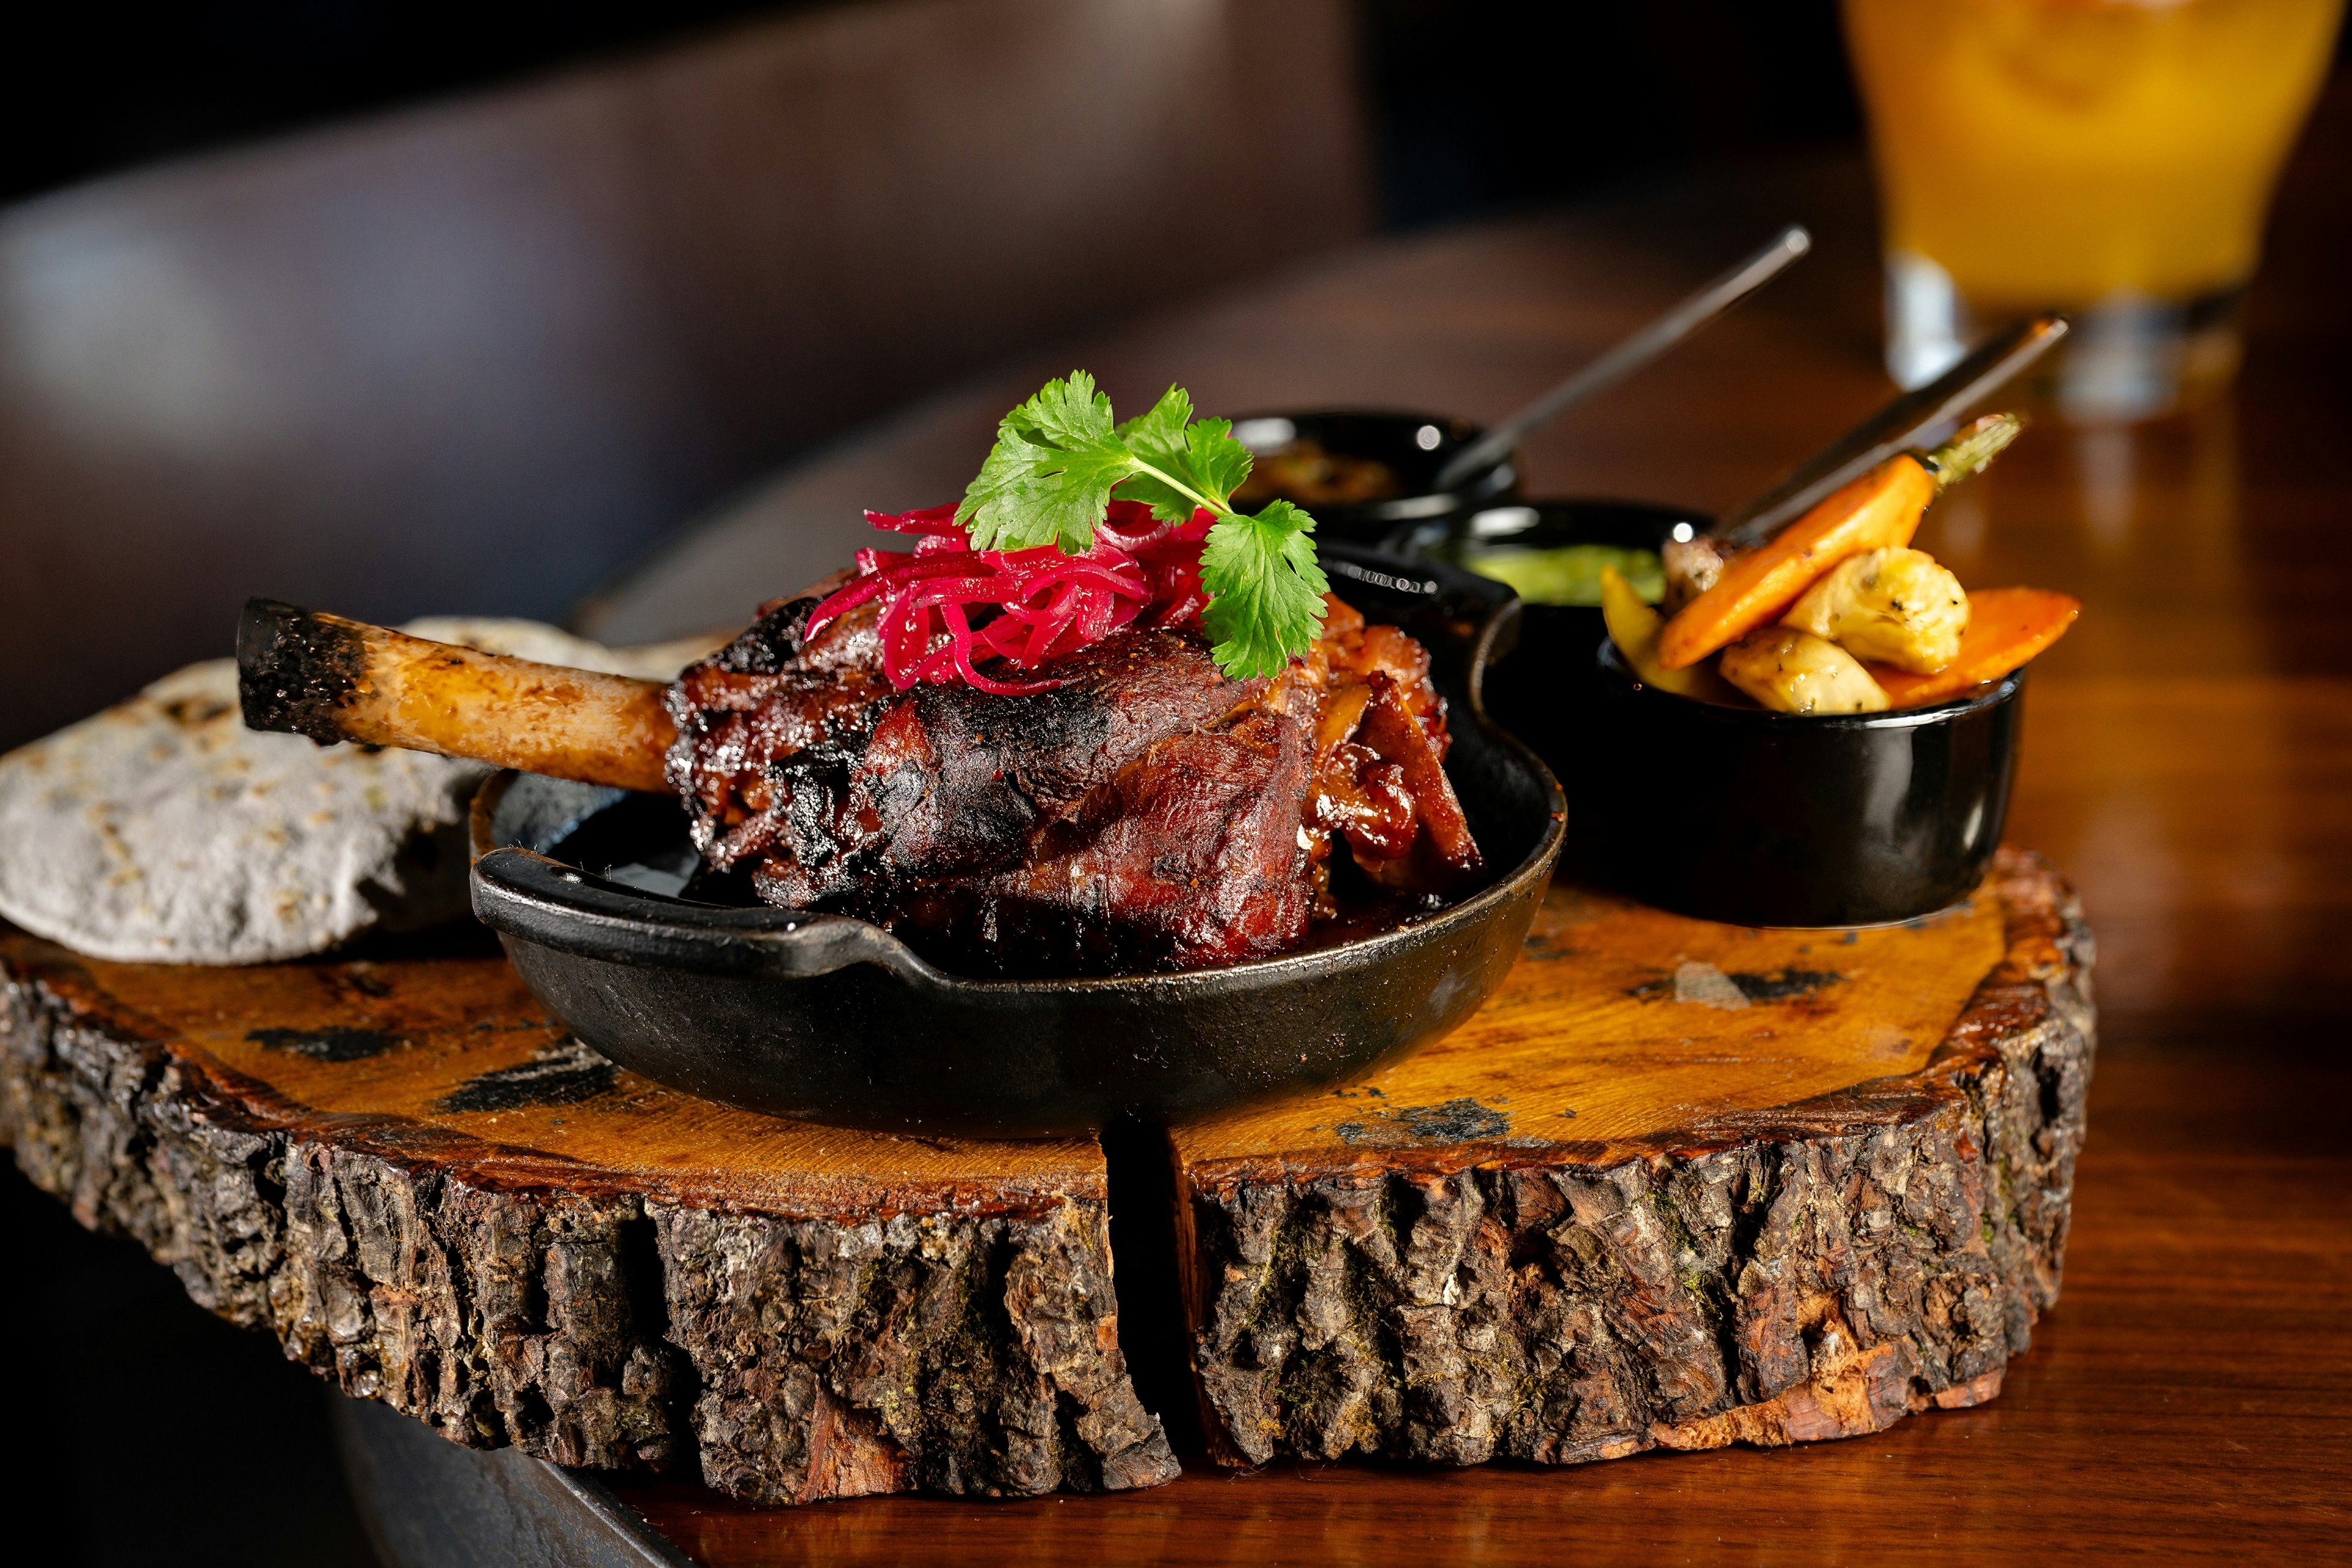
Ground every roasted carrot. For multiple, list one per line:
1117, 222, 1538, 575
1657, 413, 2022, 671
1871, 587, 2079, 707
1657, 459, 1931, 669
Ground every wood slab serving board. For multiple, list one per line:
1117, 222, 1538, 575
0, 848, 2091, 1503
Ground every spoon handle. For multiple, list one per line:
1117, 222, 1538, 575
1717, 314, 2070, 549
1433, 224, 1812, 491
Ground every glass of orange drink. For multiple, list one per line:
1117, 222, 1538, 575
1844, 0, 2343, 419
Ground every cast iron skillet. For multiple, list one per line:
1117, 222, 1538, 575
468, 543, 1565, 1137
1231, 411, 1521, 542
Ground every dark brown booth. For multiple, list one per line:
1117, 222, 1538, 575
0, 0, 1368, 750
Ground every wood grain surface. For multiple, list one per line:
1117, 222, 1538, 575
601, 77, 2352, 1567
1171, 888, 2011, 1173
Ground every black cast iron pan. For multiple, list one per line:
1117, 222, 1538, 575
468, 543, 1564, 1137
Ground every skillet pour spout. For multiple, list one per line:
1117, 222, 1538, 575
469, 543, 1565, 1137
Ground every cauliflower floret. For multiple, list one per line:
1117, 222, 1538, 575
1719, 628, 1890, 714
1782, 547, 1969, 674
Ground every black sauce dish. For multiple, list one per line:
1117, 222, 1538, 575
467, 543, 1564, 1138
1232, 410, 1520, 541
1581, 646, 2024, 928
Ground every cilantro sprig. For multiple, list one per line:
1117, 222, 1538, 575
956, 372, 1327, 678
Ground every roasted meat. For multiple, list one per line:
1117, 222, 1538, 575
666, 590, 1482, 974
233, 585, 1486, 977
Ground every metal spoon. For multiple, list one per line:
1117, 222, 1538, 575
1715, 313, 2071, 549
1433, 224, 1813, 492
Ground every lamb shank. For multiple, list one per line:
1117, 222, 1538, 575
239, 588, 1482, 976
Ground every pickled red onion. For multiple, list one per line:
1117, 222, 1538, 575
801, 500, 1216, 694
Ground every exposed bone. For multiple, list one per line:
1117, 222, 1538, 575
238, 600, 676, 792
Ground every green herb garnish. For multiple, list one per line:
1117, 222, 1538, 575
957, 372, 1327, 678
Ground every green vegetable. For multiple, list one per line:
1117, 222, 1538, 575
957, 372, 1328, 677
1460, 544, 1665, 607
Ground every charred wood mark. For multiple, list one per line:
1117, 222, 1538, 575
324, 968, 394, 1000
1727, 968, 1845, 1003
1399, 1099, 1510, 1140
1517, 931, 1580, 962
435, 1039, 617, 1112
1629, 965, 1847, 1008
1333, 1096, 1510, 1148
247, 1026, 404, 1062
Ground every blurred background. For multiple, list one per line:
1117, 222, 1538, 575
0, 0, 1870, 755
1, 3, 2344, 1563
0, 2, 1863, 228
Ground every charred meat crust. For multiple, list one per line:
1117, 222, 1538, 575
708, 594, 824, 676
236, 598, 368, 746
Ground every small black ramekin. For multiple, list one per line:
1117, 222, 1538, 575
1581, 646, 2025, 926
1232, 410, 1520, 541
1393, 499, 1704, 872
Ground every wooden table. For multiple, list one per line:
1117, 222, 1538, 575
575, 85, 2352, 1564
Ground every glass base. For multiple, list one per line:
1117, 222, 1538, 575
1885, 249, 2245, 423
